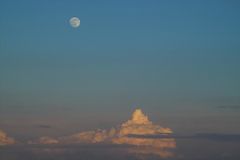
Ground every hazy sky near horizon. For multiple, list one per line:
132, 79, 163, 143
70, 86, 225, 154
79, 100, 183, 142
1, 0, 240, 137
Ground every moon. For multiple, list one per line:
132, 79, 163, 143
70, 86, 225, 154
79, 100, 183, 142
69, 17, 80, 28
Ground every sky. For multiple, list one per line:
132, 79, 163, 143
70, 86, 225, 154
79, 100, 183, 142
0, 0, 240, 139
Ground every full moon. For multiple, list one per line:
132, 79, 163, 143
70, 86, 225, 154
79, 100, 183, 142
69, 17, 80, 28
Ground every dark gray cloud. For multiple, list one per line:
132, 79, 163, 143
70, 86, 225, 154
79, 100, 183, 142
191, 133, 240, 142
127, 133, 240, 142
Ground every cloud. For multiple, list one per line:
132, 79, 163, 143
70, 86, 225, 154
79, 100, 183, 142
28, 136, 59, 144
0, 129, 15, 145
110, 109, 176, 157
128, 132, 240, 142
60, 130, 110, 144
29, 109, 176, 158
57, 127, 117, 144
58, 109, 174, 145
112, 136, 176, 148
147, 133, 240, 142
118, 109, 172, 136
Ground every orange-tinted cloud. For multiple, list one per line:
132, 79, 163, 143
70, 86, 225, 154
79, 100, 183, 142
0, 129, 15, 145
60, 127, 117, 144
28, 136, 59, 144
118, 109, 173, 136
59, 109, 173, 143
31, 109, 176, 158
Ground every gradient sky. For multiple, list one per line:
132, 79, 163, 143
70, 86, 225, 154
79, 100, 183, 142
0, 0, 240, 137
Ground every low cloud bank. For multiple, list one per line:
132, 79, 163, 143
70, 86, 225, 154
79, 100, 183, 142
29, 109, 176, 158
34, 109, 174, 145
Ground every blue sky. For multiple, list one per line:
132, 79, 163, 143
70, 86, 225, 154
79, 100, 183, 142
0, 0, 240, 136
